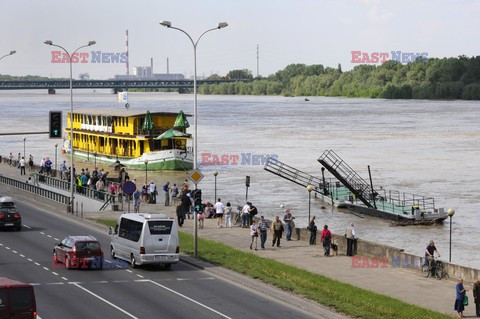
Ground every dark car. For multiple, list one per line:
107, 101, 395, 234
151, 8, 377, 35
0, 196, 22, 231
53, 236, 104, 270
0, 277, 37, 319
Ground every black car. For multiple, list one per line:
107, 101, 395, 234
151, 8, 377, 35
0, 196, 22, 231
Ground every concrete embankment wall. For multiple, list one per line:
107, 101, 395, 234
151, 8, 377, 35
294, 227, 480, 283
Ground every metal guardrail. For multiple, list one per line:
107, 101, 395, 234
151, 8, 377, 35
0, 175, 69, 205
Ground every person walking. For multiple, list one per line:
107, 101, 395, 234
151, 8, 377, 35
181, 191, 191, 224
473, 277, 480, 317
224, 202, 232, 228
308, 216, 317, 245
214, 198, 225, 228
133, 188, 141, 213
321, 225, 332, 256
455, 278, 468, 318
28, 155, 34, 173
142, 182, 148, 202
258, 216, 269, 250
176, 205, 185, 227
283, 209, 295, 241
8, 152, 13, 166
346, 222, 356, 256
171, 183, 179, 200
149, 181, 157, 204
163, 181, 170, 206
250, 221, 259, 250
271, 216, 284, 248
60, 160, 67, 180
19, 157, 26, 175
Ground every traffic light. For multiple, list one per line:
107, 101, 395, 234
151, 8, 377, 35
49, 111, 62, 139
192, 189, 202, 213
245, 176, 250, 187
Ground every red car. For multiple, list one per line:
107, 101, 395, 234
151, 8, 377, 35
0, 196, 22, 231
53, 236, 104, 270
0, 277, 37, 319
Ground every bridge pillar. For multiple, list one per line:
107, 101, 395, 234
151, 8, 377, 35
48, 88, 56, 95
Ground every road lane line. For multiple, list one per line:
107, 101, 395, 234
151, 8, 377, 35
136, 274, 144, 278
52, 272, 59, 276
23, 224, 31, 229
43, 267, 49, 271
5, 247, 10, 250
113, 280, 128, 283
29, 283, 41, 286
34, 262, 40, 266
146, 280, 233, 319
104, 260, 112, 263
47, 235, 52, 238
27, 258, 33, 261
176, 278, 192, 281
46, 282, 64, 285
198, 277, 215, 280
126, 269, 133, 273
12, 250, 17, 253
54, 238, 59, 241
40, 232, 45, 235
134, 279, 149, 282
0, 243, 3, 246
71, 283, 139, 319
19, 254, 25, 257
61, 277, 68, 281
93, 281, 108, 284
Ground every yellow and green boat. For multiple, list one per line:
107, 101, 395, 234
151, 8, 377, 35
63, 109, 193, 170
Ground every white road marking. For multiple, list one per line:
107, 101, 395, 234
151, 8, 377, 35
23, 224, 31, 229
61, 277, 68, 281
5, 247, 10, 250
126, 269, 133, 273
34, 262, 40, 266
19, 254, 25, 257
43, 267, 49, 271
198, 277, 215, 280
46, 282, 64, 285
54, 238, 59, 241
29, 283, 41, 286
136, 274, 144, 278
37, 315, 42, 319
0, 243, 3, 246
147, 280, 233, 319
52, 272, 59, 276
12, 250, 17, 254
104, 260, 111, 263
27, 258, 33, 261
113, 280, 129, 283
71, 283, 139, 319
176, 278, 192, 281
93, 281, 108, 284
47, 235, 52, 238
40, 232, 45, 235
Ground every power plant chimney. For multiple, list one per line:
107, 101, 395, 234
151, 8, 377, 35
126, 30, 129, 77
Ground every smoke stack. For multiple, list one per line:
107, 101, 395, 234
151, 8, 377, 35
151, 57, 153, 77
167, 57, 169, 74
126, 30, 129, 77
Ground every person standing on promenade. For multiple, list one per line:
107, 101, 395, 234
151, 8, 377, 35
258, 216, 269, 250
321, 225, 332, 256
271, 216, 284, 248
176, 204, 185, 227
241, 202, 251, 228
19, 157, 26, 175
308, 216, 317, 245
163, 181, 170, 206
149, 181, 157, 204
224, 202, 232, 228
181, 191, 191, 224
473, 277, 480, 317
214, 198, 225, 228
28, 155, 33, 173
171, 183, 179, 200
60, 160, 67, 179
455, 278, 468, 318
133, 188, 141, 213
283, 209, 295, 241
346, 222, 356, 256
250, 220, 258, 250
8, 152, 13, 166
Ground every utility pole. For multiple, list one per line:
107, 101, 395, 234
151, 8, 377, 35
256, 44, 259, 77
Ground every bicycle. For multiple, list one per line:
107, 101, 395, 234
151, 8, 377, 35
422, 258, 447, 280
233, 205, 243, 226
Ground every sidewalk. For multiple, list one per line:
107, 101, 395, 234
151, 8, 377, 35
0, 163, 473, 317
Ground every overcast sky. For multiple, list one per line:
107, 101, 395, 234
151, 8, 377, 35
1, 0, 480, 79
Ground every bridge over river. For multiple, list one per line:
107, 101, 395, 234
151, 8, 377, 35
0, 79, 246, 93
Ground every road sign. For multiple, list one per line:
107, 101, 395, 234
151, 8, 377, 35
189, 169, 204, 185
122, 181, 136, 195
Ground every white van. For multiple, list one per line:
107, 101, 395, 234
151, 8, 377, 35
109, 213, 179, 269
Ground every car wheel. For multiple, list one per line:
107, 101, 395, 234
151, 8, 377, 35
131, 254, 137, 268
110, 246, 116, 260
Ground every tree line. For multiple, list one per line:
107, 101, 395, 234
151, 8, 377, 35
199, 56, 480, 100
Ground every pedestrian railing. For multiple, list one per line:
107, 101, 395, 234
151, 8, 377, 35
0, 174, 69, 205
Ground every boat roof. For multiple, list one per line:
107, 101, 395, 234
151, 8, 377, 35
72, 109, 191, 117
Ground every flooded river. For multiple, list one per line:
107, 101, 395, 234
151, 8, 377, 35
0, 90, 478, 267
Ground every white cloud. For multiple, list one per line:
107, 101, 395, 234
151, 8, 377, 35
367, 5, 394, 23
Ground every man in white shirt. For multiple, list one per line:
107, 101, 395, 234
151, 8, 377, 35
214, 198, 225, 228
346, 223, 356, 256
19, 157, 26, 175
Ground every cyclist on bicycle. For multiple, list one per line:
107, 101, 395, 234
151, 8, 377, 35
424, 240, 441, 273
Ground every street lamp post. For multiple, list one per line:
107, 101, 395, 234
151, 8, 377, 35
159, 20, 228, 260
0, 50, 16, 62
93, 151, 97, 168
44, 40, 96, 213
213, 171, 218, 202
144, 159, 149, 182
307, 185, 314, 223
23, 137, 26, 159
447, 208, 455, 262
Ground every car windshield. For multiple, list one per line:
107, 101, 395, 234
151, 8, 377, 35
0, 208, 19, 214
75, 241, 101, 251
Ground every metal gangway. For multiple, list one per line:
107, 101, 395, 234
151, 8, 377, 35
263, 157, 327, 195
318, 150, 374, 208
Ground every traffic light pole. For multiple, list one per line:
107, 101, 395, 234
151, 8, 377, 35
194, 185, 198, 259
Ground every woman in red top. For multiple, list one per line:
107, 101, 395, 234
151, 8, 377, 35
321, 225, 332, 256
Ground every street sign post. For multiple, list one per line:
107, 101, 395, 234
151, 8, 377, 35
123, 181, 135, 213
189, 169, 204, 186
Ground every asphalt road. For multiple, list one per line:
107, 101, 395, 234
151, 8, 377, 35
0, 194, 343, 319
